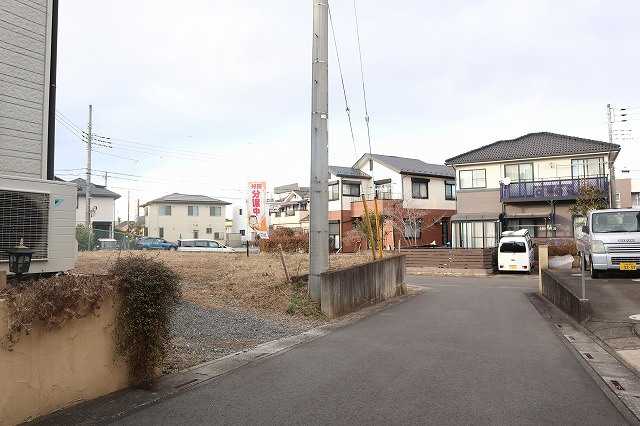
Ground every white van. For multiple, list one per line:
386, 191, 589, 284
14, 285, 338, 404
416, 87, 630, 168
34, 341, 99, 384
498, 229, 534, 273
177, 239, 236, 253
576, 208, 640, 278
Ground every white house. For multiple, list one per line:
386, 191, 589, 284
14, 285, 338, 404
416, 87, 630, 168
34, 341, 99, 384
70, 178, 121, 238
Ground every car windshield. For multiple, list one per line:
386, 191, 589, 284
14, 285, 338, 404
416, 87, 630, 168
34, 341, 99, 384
592, 212, 640, 233
500, 241, 526, 253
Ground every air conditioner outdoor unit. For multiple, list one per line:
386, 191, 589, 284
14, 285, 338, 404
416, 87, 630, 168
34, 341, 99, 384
0, 175, 77, 276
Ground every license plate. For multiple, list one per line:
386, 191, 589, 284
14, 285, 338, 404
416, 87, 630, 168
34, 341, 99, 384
509, 265, 517, 270
620, 262, 637, 271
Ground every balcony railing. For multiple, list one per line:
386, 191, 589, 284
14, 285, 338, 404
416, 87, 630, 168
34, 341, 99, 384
500, 177, 609, 201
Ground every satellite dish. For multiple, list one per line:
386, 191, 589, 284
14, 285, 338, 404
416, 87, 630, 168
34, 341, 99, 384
502, 177, 512, 185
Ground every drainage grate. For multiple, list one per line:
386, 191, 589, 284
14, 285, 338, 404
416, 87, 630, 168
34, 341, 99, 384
611, 380, 625, 391
174, 378, 199, 389
584, 353, 594, 359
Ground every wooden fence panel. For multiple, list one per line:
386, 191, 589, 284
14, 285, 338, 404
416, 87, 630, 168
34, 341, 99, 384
403, 247, 497, 270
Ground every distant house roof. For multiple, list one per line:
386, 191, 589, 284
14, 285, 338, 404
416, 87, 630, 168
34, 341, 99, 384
358, 154, 454, 178
71, 178, 121, 199
140, 193, 231, 207
274, 183, 301, 194
445, 132, 621, 165
328, 165, 372, 179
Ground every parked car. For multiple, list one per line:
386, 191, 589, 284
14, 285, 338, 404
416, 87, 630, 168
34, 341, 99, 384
134, 237, 178, 250
576, 208, 640, 278
177, 239, 236, 252
497, 229, 534, 273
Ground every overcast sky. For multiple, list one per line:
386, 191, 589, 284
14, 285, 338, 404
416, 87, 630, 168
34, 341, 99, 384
53, 1, 640, 220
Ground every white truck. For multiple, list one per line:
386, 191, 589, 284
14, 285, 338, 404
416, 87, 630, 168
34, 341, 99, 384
576, 208, 640, 278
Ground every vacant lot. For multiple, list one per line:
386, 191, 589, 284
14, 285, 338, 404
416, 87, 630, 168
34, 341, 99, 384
74, 250, 376, 371
75, 250, 373, 317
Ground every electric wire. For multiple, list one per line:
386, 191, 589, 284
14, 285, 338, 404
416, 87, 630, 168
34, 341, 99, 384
353, 0, 373, 154
329, 5, 358, 162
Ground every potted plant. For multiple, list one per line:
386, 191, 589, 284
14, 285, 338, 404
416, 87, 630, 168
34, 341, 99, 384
547, 239, 579, 269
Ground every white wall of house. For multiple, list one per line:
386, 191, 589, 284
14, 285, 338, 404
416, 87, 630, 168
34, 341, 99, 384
0, 0, 53, 179
76, 196, 117, 225
400, 175, 456, 210
231, 200, 249, 240
144, 203, 227, 242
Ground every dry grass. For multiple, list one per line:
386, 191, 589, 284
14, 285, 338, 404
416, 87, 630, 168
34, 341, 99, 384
74, 250, 375, 319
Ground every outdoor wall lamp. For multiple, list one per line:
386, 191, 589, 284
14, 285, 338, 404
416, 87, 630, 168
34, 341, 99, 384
8, 239, 35, 281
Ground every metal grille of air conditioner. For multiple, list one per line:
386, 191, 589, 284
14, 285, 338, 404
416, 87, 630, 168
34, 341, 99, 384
0, 189, 49, 261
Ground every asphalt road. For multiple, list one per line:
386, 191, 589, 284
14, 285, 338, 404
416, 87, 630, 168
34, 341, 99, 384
110, 275, 630, 425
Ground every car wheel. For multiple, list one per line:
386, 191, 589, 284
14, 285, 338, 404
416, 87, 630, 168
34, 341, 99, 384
172, 246, 177, 251
589, 258, 599, 279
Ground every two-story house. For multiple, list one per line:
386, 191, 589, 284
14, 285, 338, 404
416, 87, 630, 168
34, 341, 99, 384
70, 178, 121, 238
140, 193, 230, 242
329, 153, 457, 252
268, 183, 310, 231
445, 132, 620, 248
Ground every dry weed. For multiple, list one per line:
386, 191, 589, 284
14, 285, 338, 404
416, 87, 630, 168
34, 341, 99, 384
74, 250, 376, 319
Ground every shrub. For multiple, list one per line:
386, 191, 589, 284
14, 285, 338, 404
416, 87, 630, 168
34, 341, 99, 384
109, 254, 181, 388
76, 225, 92, 251
1, 274, 117, 350
547, 238, 578, 256
260, 235, 309, 253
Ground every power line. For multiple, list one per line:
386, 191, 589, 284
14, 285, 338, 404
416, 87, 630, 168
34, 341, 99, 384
329, 5, 358, 162
353, 0, 373, 155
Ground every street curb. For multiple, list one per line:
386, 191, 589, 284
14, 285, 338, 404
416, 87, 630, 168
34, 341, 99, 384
529, 292, 640, 424
32, 289, 420, 425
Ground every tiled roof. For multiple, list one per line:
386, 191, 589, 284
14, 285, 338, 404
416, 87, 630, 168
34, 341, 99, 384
141, 193, 231, 206
71, 178, 121, 199
328, 165, 372, 179
445, 132, 620, 165
366, 154, 454, 178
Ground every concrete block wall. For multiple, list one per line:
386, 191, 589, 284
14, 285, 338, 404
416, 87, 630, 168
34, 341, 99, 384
540, 269, 592, 323
320, 255, 406, 318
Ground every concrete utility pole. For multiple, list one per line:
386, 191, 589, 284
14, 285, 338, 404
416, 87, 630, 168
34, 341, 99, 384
607, 103, 617, 208
309, 0, 329, 301
85, 104, 93, 230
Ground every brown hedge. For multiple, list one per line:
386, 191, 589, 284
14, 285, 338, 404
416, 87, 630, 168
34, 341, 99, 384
260, 235, 309, 253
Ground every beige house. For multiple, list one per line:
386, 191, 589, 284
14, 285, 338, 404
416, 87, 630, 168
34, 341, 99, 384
141, 193, 230, 242
268, 184, 310, 231
446, 132, 620, 248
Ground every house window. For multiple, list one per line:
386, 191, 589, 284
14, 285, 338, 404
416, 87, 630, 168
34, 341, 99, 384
404, 218, 422, 239
193, 230, 199, 238
144, 207, 149, 216
214, 232, 222, 239
459, 169, 486, 189
445, 180, 456, 200
504, 163, 533, 183
411, 179, 429, 199
210, 206, 222, 216
239, 208, 243, 215
571, 158, 605, 179
329, 183, 339, 201
159, 227, 164, 238
632, 193, 640, 206
452, 221, 500, 248
343, 183, 361, 197
206, 227, 212, 234
240, 230, 245, 236
158, 205, 171, 215
188, 206, 199, 216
